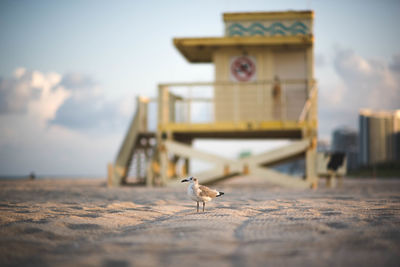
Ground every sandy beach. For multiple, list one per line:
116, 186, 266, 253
0, 176, 399, 267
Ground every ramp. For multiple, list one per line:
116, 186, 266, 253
109, 97, 153, 186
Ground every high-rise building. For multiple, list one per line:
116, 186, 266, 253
359, 109, 400, 166
331, 127, 358, 171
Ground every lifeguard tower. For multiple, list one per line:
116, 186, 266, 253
109, 11, 318, 188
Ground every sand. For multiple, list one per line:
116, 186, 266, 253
0, 176, 399, 267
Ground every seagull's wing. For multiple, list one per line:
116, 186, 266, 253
199, 185, 218, 198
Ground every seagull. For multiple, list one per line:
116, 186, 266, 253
181, 176, 224, 212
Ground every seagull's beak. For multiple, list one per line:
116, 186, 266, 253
181, 179, 188, 183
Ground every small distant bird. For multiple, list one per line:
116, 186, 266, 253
181, 176, 224, 212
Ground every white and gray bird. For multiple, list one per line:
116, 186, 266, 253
181, 176, 224, 212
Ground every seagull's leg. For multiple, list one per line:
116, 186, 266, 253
203, 202, 205, 212
197, 201, 199, 212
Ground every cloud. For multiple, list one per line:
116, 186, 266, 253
50, 95, 122, 131
0, 68, 69, 121
332, 48, 399, 110
0, 69, 132, 132
0, 68, 133, 175
389, 54, 400, 73
60, 73, 97, 90
318, 48, 400, 139
49, 72, 129, 132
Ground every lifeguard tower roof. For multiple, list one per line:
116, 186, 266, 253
174, 10, 314, 63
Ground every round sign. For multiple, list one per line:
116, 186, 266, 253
230, 56, 256, 82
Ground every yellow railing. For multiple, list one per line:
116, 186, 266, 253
157, 80, 317, 127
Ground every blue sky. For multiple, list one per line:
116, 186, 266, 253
0, 0, 399, 176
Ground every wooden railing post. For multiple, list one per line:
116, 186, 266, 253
158, 85, 169, 127
137, 97, 148, 132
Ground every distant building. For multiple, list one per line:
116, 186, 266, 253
359, 109, 400, 166
331, 127, 358, 171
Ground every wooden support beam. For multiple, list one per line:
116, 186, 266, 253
107, 163, 114, 187
250, 166, 310, 189
168, 168, 221, 187
240, 139, 310, 166
167, 167, 240, 187
159, 144, 168, 186
146, 162, 154, 187
163, 139, 312, 188
305, 138, 318, 187
164, 140, 236, 166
